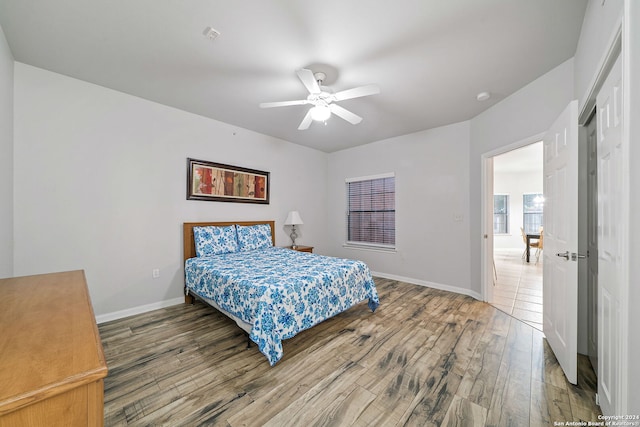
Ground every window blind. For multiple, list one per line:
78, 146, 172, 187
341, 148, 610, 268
493, 194, 509, 234
347, 175, 395, 246
523, 193, 544, 234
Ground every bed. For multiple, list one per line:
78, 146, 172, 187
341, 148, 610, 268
183, 220, 379, 365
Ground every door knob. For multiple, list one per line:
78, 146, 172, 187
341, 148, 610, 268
556, 251, 569, 260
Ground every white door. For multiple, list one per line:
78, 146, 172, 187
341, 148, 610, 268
543, 100, 579, 385
586, 114, 598, 375
485, 157, 494, 299
595, 53, 622, 416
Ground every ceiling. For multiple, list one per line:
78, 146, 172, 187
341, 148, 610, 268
493, 141, 543, 174
0, 0, 588, 153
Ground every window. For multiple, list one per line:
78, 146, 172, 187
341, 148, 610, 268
346, 174, 395, 248
523, 193, 544, 234
493, 194, 509, 234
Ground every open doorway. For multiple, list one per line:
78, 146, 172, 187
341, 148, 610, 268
490, 142, 544, 330
482, 107, 601, 387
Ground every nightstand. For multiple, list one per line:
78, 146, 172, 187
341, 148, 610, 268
287, 245, 314, 253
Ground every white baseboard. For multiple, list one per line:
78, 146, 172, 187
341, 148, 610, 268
96, 297, 184, 324
370, 271, 483, 301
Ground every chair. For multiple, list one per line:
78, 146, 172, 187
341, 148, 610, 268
534, 230, 544, 263
520, 227, 529, 259
492, 258, 497, 285
521, 227, 542, 261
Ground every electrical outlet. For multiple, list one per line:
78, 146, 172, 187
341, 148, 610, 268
152, 269, 160, 279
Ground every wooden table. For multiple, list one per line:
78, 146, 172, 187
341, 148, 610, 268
0, 270, 108, 426
526, 233, 541, 263
286, 245, 314, 253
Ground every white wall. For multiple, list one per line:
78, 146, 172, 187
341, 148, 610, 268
327, 122, 473, 297
493, 171, 543, 250
574, 0, 623, 111
469, 58, 575, 294
0, 24, 13, 279
13, 63, 328, 318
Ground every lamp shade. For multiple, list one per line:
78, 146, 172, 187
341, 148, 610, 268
285, 211, 304, 225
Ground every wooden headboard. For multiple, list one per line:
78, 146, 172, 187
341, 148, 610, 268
183, 220, 276, 263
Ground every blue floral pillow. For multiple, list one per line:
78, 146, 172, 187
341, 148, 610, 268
236, 224, 273, 252
193, 225, 238, 257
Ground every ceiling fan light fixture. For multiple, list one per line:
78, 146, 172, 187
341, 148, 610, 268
310, 104, 331, 121
260, 68, 379, 129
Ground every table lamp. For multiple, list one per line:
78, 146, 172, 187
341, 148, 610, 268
285, 211, 304, 248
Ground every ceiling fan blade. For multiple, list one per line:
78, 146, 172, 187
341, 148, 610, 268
329, 104, 362, 125
333, 84, 380, 101
259, 99, 309, 108
298, 109, 314, 130
296, 69, 321, 94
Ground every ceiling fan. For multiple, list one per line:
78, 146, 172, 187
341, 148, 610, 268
259, 69, 380, 130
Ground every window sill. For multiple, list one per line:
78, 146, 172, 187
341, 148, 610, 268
343, 243, 396, 253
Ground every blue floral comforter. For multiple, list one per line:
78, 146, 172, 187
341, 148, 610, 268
185, 247, 379, 365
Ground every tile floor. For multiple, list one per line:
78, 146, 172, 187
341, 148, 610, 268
491, 247, 543, 330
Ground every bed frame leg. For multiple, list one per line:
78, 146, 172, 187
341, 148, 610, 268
246, 334, 251, 349
185, 294, 194, 305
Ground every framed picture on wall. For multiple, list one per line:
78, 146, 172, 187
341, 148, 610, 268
187, 158, 270, 204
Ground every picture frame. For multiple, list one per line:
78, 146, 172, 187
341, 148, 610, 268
187, 158, 270, 204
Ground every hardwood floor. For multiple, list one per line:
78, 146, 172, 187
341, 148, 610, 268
98, 278, 600, 426
492, 248, 543, 331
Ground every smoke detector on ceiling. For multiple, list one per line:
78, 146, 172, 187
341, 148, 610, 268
476, 91, 491, 101
203, 26, 220, 41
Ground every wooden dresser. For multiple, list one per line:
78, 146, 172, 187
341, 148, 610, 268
0, 270, 108, 426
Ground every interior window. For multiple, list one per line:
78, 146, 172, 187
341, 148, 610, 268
493, 194, 509, 234
523, 193, 544, 234
346, 174, 395, 248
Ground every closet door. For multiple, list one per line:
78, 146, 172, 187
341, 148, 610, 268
596, 53, 622, 416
